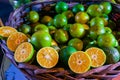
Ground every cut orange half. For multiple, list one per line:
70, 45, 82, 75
37, 47, 59, 68
7, 32, 28, 51
14, 42, 34, 63
85, 47, 106, 67
68, 51, 91, 73
0, 26, 17, 37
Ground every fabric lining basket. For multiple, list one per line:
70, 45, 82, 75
1, 0, 120, 80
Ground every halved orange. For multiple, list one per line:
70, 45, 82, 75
14, 42, 34, 63
68, 51, 91, 73
0, 26, 17, 37
37, 47, 59, 68
7, 32, 28, 51
85, 47, 106, 67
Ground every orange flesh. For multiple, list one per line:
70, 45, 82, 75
14, 42, 33, 62
37, 47, 59, 68
86, 47, 106, 67
68, 51, 91, 73
0, 26, 17, 37
7, 32, 28, 51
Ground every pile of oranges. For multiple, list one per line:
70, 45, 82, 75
0, 1, 120, 74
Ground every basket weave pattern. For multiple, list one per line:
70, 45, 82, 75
1, 0, 120, 80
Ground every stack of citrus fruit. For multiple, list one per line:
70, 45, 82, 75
0, 1, 120, 74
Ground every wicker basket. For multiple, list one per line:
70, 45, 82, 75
1, 0, 120, 80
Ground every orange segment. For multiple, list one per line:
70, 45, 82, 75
0, 26, 17, 37
14, 42, 34, 63
68, 51, 91, 73
37, 47, 59, 68
7, 32, 28, 51
85, 47, 106, 67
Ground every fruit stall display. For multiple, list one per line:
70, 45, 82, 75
0, 0, 120, 80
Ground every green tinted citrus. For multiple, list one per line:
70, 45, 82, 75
34, 24, 49, 33
72, 4, 84, 13
90, 17, 104, 27
68, 38, 83, 51
87, 4, 103, 17
89, 25, 105, 39
55, 1, 68, 13
41, 16, 52, 24
54, 29, 69, 43
19, 24, 31, 34
69, 23, 85, 38
62, 10, 74, 20
97, 33, 116, 47
100, 2, 112, 14
60, 46, 77, 66
102, 47, 120, 64
53, 14, 67, 28
75, 12, 89, 24
105, 27, 112, 33
28, 11, 39, 23
31, 31, 52, 50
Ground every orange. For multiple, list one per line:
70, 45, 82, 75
41, 16, 52, 24
85, 47, 106, 67
68, 51, 91, 73
75, 12, 89, 24
7, 32, 28, 51
36, 47, 59, 68
14, 42, 34, 63
0, 26, 17, 37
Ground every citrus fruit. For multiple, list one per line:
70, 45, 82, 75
19, 24, 31, 34
105, 27, 112, 33
69, 23, 85, 38
100, 2, 112, 14
102, 47, 120, 64
89, 25, 105, 39
48, 26, 56, 35
55, 1, 68, 13
87, 4, 103, 17
62, 10, 74, 20
31, 31, 52, 50
41, 15, 52, 24
7, 32, 28, 51
68, 38, 83, 51
59, 46, 77, 65
97, 33, 116, 47
34, 24, 49, 33
0, 26, 17, 37
14, 42, 34, 63
36, 47, 59, 68
68, 51, 91, 73
28, 11, 39, 23
85, 47, 106, 67
90, 17, 104, 27
72, 4, 84, 13
75, 12, 89, 24
53, 14, 67, 28
63, 24, 72, 31
54, 29, 69, 43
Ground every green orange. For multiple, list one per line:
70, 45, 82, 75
55, 1, 68, 13
75, 12, 89, 24
68, 38, 83, 51
30, 31, 52, 50
14, 42, 34, 63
